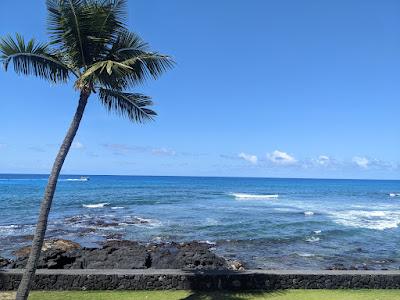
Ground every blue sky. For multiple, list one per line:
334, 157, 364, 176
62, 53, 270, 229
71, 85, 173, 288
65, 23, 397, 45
0, 0, 399, 179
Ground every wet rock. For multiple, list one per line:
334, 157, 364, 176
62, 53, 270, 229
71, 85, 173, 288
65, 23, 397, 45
87, 219, 119, 228
105, 233, 124, 240
149, 241, 229, 270
327, 263, 372, 271
70, 241, 149, 269
127, 218, 151, 225
65, 216, 84, 224
11, 239, 239, 271
78, 228, 97, 237
327, 263, 347, 270
0, 257, 12, 269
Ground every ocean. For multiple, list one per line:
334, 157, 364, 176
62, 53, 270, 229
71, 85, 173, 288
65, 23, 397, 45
0, 174, 399, 270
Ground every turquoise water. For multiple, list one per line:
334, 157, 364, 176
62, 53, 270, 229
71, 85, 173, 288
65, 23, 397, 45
0, 174, 399, 269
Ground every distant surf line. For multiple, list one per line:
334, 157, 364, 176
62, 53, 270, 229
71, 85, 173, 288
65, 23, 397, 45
230, 193, 279, 199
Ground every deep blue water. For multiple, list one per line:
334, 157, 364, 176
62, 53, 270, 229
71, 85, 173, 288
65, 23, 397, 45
0, 174, 399, 269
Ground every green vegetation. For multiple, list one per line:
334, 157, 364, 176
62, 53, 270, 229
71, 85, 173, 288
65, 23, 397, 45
1, 290, 400, 300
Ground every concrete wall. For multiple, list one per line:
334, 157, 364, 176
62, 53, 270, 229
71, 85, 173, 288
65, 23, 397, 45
1, 269, 400, 291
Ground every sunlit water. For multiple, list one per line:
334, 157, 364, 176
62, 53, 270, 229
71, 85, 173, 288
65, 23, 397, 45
0, 174, 399, 269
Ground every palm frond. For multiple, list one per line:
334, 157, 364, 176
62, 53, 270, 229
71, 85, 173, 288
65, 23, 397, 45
120, 52, 174, 82
108, 30, 148, 57
0, 34, 72, 82
98, 88, 156, 122
77, 59, 132, 89
47, 0, 86, 67
97, 0, 127, 35
85, 30, 173, 89
79, 53, 172, 89
46, 0, 126, 68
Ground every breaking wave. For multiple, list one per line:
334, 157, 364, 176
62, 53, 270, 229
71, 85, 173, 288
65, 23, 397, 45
65, 178, 89, 182
231, 193, 279, 199
83, 203, 109, 208
330, 210, 400, 230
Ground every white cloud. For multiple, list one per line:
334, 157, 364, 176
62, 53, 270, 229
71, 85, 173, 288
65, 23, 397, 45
71, 141, 84, 149
238, 152, 258, 164
0, 144, 5, 149
315, 155, 331, 166
352, 156, 369, 169
267, 150, 297, 165
351, 156, 396, 170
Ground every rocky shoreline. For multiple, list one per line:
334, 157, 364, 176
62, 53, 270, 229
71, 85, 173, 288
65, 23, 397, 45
0, 239, 245, 271
1, 238, 397, 271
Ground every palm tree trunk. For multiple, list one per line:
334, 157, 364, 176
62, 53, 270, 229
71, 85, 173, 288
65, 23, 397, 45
16, 91, 90, 300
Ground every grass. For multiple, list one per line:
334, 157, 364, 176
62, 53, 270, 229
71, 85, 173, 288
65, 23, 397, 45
1, 290, 400, 300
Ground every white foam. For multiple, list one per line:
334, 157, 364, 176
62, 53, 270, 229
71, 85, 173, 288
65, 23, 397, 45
83, 203, 109, 208
111, 206, 124, 210
0, 224, 27, 235
330, 210, 400, 230
313, 230, 322, 234
120, 216, 162, 228
297, 252, 315, 257
231, 193, 279, 199
0, 224, 19, 229
305, 237, 320, 243
273, 207, 296, 212
389, 193, 400, 197
205, 218, 219, 226
0, 224, 20, 232
136, 217, 162, 227
200, 240, 216, 245
0, 178, 47, 181
304, 211, 314, 216
66, 178, 88, 182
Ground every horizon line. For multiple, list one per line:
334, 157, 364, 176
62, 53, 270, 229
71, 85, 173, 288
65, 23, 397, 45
0, 173, 398, 181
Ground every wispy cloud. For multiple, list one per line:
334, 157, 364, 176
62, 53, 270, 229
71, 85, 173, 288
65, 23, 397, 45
267, 150, 297, 165
152, 147, 176, 156
352, 156, 397, 170
71, 141, 84, 149
102, 143, 177, 157
28, 146, 46, 153
102, 143, 141, 155
0, 143, 5, 149
87, 152, 99, 157
238, 152, 258, 164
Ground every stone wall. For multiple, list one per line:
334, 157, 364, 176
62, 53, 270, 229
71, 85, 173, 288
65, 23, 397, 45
1, 269, 400, 291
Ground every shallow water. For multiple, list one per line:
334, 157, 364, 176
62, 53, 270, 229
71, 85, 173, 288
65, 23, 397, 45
0, 174, 399, 269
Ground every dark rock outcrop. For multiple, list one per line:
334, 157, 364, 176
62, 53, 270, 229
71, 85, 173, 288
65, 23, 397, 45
70, 241, 149, 269
149, 241, 227, 269
7, 239, 236, 270
0, 257, 12, 268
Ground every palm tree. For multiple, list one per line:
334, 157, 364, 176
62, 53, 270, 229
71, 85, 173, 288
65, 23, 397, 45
0, 1, 173, 299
